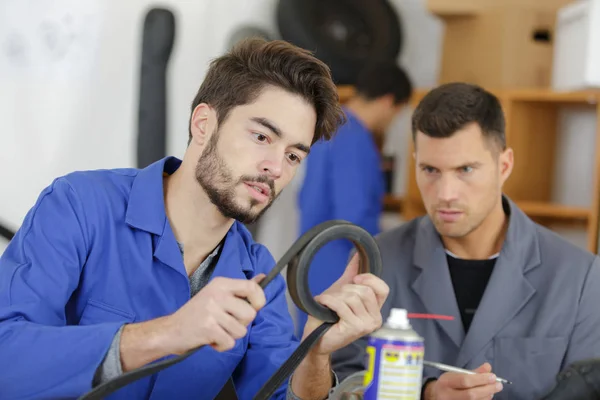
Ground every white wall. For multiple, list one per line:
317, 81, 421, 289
0, 0, 279, 254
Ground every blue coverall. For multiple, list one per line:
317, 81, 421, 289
0, 157, 297, 399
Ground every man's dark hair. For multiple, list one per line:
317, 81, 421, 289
354, 62, 413, 104
189, 38, 345, 145
411, 82, 506, 150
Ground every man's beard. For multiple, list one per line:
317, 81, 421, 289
195, 129, 279, 224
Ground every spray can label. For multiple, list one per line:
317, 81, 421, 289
363, 336, 424, 399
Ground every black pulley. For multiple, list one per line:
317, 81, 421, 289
276, 0, 402, 85
226, 25, 273, 50
136, 8, 176, 169
77, 219, 382, 400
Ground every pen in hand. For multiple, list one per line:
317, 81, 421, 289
424, 361, 513, 385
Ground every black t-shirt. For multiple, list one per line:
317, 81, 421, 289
446, 253, 497, 332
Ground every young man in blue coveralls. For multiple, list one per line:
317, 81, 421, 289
0, 39, 389, 400
296, 63, 412, 335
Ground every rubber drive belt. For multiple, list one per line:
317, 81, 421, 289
78, 219, 382, 400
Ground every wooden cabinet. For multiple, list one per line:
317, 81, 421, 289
426, 0, 574, 17
337, 85, 600, 253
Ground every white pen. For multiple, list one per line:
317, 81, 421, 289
423, 361, 513, 385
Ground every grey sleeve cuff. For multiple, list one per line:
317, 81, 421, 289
286, 370, 339, 400
93, 324, 125, 385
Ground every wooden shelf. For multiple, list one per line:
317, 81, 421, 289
340, 86, 600, 105
501, 89, 600, 104
410, 88, 600, 106
426, 0, 574, 19
383, 195, 404, 212
517, 201, 590, 222
338, 86, 600, 104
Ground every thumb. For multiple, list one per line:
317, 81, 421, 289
473, 362, 492, 374
332, 252, 361, 288
252, 273, 266, 284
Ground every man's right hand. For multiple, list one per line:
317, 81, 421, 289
119, 275, 266, 372
424, 363, 504, 400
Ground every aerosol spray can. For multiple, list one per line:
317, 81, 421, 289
363, 308, 425, 400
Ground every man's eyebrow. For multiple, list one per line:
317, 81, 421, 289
418, 162, 435, 169
464, 161, 483, 168
453, 161, 483, 169
417, 161, 482, 169
252, 117, 282, 138
251, 117, 311, 155
295, 143, 311, 155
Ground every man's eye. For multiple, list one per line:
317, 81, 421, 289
287, 153, 301, 164
461, 166, 473, 173
253, 133, 268, 142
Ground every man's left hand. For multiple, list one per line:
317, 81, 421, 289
303, 253, 390, 355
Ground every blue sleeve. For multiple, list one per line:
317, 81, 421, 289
0, 178, 124, 399
232, 245, 299, 400
329, 131, 381, 235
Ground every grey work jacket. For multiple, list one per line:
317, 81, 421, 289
332, 196, 600, 400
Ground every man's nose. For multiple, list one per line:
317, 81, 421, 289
258, 155, 283, 179
436, 175, 459, 203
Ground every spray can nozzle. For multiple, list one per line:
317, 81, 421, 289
386, 308, 411, 329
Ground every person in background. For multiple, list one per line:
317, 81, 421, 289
295, 62, 413, 335
331, 82, 600, 400
0, 39, 390, 400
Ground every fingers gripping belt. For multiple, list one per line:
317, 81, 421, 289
78, 220, 383, 400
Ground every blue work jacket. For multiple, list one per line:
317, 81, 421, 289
296, 109, 384, 335
0, 157, 297, 400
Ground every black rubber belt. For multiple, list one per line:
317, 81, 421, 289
78, 219, 382, 400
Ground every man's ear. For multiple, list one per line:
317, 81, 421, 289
378, 93, 396, 109
499, 147, 514, 183
189, 103, 211, 146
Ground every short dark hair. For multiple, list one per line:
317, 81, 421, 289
189, 38, 345, 145
411, 82, 506, 150
354, 62, 413, 104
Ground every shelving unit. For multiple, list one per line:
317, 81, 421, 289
337, 85, 600, 253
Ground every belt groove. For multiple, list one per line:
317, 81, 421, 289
78, 220, 382, 400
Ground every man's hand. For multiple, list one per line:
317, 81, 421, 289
424, 363, 504, 400
120, 275, 266, 372
290, 253, 389, 399
166, 274, 266, 353
303, 253, 390, 355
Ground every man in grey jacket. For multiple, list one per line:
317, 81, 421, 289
332, 82, 600, 400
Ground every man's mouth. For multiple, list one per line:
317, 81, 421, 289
244, 182, 271, 203
437, 209, 463, 222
